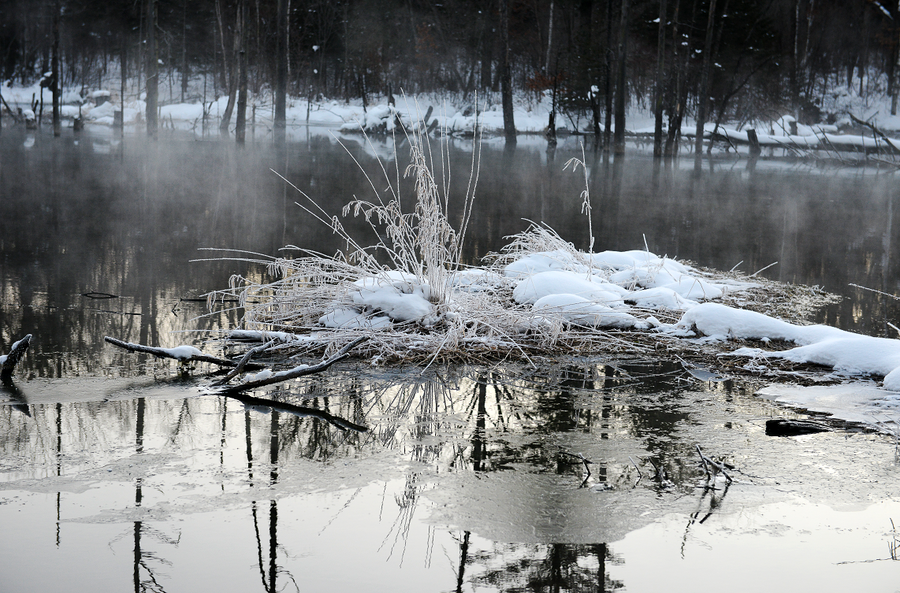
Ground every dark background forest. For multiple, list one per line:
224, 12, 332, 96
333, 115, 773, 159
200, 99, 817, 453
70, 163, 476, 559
1, 0, 899, 146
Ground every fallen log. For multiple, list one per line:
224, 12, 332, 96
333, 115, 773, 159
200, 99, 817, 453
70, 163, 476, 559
1, 334, 32, 379
765, 418, 831, 436
104, 336, 265, 369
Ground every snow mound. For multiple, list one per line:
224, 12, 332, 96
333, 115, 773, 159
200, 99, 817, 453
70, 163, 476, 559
677, 302, 900, 390
533, 294, 650, 329
162, 345, 204, 360
513, 271, 627, 307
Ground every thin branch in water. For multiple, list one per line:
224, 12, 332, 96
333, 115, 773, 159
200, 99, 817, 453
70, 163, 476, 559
213, 339, 277, 386
218, 336, 368, 394
104, 336, 265, 369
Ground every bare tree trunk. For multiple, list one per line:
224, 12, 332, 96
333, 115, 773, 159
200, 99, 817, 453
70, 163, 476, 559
545, 0, 555, 73
119, 40, 127, 135
604, 0, 614, 150
274, 0, 287, 139
146, 0, 158, 139
51, 0, 61, 137
665, 0, 691, 157
480, 9, 493, 91
217, 0, 236, 133
235, 0, 248, 144
613, 0, 628, 155
791, 0, 800, 115
181, 0, 188, 103
500, 0, 516, 144
694, 0, 718, 166
894, 0, 900, 115
653, 0, 667, 157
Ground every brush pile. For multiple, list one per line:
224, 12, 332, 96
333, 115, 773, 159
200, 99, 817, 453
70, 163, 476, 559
207, 125, 837, 369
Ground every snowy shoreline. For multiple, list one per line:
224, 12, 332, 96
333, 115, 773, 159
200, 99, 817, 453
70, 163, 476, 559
6, 80, 900, 153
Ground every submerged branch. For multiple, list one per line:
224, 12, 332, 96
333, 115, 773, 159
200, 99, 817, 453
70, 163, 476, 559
696, 445, 733, 484
223, 392, 368, 432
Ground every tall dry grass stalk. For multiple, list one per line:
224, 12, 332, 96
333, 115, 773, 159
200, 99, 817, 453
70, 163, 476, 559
205, 111, 491, 359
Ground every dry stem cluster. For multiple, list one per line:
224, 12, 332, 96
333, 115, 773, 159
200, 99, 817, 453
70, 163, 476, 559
207, 125, 836, 369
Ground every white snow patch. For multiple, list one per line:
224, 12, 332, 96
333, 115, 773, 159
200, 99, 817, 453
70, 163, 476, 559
162, 345, 204, 360
533, 294, 650, 329
513, 271, 627, 307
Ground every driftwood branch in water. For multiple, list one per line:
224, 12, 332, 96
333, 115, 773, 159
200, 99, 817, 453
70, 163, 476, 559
695, 445, 733, 484
213, 339, 277, 386
218, 336, 369, 393
224, 392, 368, 432
1, 334, 32, 379
104, 336, 265, 369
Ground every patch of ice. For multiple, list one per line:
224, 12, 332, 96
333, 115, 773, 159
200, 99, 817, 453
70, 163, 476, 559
319, 307, 392, 329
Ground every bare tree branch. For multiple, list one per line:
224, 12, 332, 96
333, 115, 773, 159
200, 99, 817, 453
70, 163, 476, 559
218, 336, 368, 393
104, 336, 264, 369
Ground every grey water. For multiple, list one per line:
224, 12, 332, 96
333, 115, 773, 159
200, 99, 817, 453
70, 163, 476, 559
2, 126, 900, 592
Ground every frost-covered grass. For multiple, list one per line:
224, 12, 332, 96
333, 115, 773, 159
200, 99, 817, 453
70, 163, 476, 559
209, 124, 837, 368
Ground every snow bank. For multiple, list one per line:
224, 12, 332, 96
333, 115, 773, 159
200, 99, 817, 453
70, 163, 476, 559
675, 301, 900, 390
532, 294, 651, 329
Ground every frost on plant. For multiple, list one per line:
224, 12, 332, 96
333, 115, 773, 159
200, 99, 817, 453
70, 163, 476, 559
208, 124, 836, 366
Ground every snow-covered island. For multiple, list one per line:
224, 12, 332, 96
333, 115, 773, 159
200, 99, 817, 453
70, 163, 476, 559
200, 130, 900, 416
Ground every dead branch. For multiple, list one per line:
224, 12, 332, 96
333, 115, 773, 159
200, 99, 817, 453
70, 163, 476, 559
1, 334, 32, 379
849, 113, 900, 154
213, 339, 276, 386
104, 336, 264, 369
695, 445, 733, 483
218, 336, 368, 393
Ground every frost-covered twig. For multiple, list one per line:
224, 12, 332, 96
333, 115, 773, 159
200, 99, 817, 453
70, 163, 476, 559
849, 283, 900, 301
563, 142, 594, 253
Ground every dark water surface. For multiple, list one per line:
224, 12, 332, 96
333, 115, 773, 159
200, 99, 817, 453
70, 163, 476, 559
2, 127, 900, 591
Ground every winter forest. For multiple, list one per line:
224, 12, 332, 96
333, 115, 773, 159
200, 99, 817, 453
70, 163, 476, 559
2, 0, 899, 151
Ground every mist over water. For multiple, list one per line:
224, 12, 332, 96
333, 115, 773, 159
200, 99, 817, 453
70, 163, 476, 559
2, 128, 900, 592
2, 127, 898, 372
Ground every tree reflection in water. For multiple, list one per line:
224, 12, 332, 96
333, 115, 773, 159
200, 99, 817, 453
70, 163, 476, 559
130, 397, 180, 593
0, 356, 770, 591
